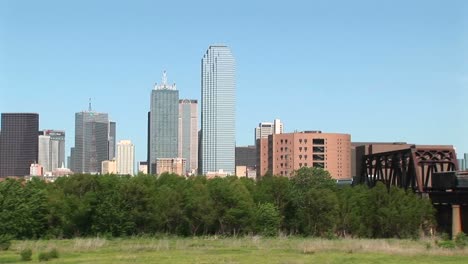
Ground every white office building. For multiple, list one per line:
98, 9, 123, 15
116, 140, 135, 175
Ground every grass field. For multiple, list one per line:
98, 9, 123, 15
1, 236, 468, 263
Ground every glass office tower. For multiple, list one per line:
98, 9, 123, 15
201, 45, 236, 175
149, 71, 179, 174
72, 111, 109, 174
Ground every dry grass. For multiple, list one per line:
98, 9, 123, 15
299, 237, 468, 256
4, 236, 468, 264
72, 237, 108, 251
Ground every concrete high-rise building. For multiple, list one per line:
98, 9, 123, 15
71, 105, 110, 174
255, 119, 283, 141
464, 153, 468, 171
38, 130, 65, 173
0, 113, 39, 177
38, 135, 51, 172
108, 121, 116, 160
258, 131, 352, 179
149, 71, 179, 174
178, 99, 198, 175
201, 45, 236, 175
101, 159, 117, 174
116, 140, 135, 175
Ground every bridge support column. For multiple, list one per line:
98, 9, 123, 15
452, 204, 462, 238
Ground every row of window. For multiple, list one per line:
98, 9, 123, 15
278, 139, 326, 145
278, 146, 326, 153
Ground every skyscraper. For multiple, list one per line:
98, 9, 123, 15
71, 105, 110, 174
0, 113, 39, 177
201, 45, 236, 175
116, 140, 135, 175
108, 121, 116, 160
38, 135, 51, 173
38, 130, 66, 173
178, 99, 198, 175
149, 71, 179, 174
255, 119, 283, 141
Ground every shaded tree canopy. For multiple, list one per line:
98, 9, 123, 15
0, 168, 435, 239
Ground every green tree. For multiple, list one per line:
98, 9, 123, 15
208, 177, 254, 235
183, 177, 216, 235
253, 203, 281, 236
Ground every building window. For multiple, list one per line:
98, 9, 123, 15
304, 163, 308, 167
313, 139, 325, 145
304, 139, 308, 144
313, 154, 325, 161
304, 155, 308, 160
299, 155, 302, 159
304, 147, 308, 152
313, 162, 324, 168
299, 139, 302, 143
299, 147, 302, 152
280, 139, 283, 143
313, 146, 324, 153
299, 163, 303, 167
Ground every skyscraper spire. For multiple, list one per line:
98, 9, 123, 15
88, 98, 92, 112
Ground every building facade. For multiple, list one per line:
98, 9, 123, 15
71, 110, 109, 174
0, 113, 39, 177
38, 130, 65, 173
235, 145, 257, 168
149, 71, 179, 174
178, 99, 198, 175
38, 135, 51, 173
156, 158, 186, 176
101, 159, 117, 174
201, 45, 236, 175
116, 140, 135, 175
138, 161, 148, 174
255, 119, 283, 141
30, 163, 43, 176
108, 121, 116, 160
258, 131, 352, 179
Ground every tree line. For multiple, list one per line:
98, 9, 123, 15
0, 167, 435, 239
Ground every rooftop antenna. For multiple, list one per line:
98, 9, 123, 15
162, 70, 167, 86
88, 98, 92, 112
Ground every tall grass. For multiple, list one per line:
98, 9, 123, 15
8, 236, 468, 257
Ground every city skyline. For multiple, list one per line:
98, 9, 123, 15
1, 1, 467, 164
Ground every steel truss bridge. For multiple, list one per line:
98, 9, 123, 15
356, 146, 468, 236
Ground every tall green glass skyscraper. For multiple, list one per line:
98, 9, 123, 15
201, 45, 236, 175
149, 71, 179, 174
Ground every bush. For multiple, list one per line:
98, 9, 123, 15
49, 248, 59, 258
455, 233, 468, 249
20, 248, 32, 261
436, 240, 456, 249
0, 234, 12, 251
38, 252, 51, 261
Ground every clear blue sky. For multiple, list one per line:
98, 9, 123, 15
1, 0, 467, 164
